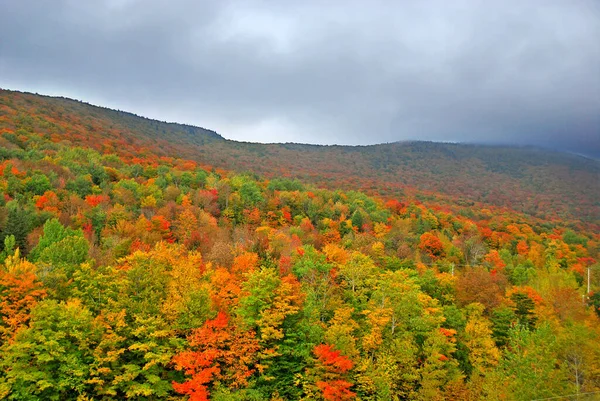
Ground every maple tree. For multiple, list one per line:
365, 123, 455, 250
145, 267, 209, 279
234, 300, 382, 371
172, 312, 260, 400
0, 250, 46, 343
312, 344, 356, 401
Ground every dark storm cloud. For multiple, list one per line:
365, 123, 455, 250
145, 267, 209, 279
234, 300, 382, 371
1, 0, 599, 156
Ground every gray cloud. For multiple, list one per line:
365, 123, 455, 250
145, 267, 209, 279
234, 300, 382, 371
1, 0, 599, 156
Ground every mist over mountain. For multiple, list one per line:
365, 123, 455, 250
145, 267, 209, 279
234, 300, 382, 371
1, 0, 598, 157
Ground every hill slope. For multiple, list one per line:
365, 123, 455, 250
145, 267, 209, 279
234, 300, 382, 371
0, 88, 599, 400
1, 89, 598, 227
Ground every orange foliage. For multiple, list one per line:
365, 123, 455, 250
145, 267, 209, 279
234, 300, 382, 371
313, 344, 354, 373
34, 190, 60, 213
484, 250, 506, 270
313, 344, 355, 401
209, 268, 241, 310
231, 252, 259, 275
85, 194, 108, 207
516, 240, 529, 256
419, 232, 445, 259
149, 215, 174, 242
507, 286, 544, 305
316, 380, 356, 401
0, 269, 46, 342
172, 312, 260, 400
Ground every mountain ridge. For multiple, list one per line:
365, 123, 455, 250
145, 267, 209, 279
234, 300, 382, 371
1, 88, 598, 227
4, 88, 598, 160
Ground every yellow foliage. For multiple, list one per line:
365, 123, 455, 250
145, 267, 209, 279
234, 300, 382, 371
323, 244, 349, 264
362, 308, 392, 354
4, 248, 37, 274
140, 195, 157, 208
324, 307, 359, 358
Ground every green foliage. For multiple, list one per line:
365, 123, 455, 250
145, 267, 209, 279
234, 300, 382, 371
211, 387, 267, 401
24, 174, 52, 196
30, 219, 84, 262
494, 325, 571, 400
490, 306, 516, 348
293, 246, 333, 281
0, 300, 101, 400
268, 178, 304, 192
239, 180, 264, 208
0, 205, 32, 254
0, 235, 15, 263
563, 229, 587, 246
71, 263, 123, 314
238, 267, 280, 328
510, 292, 537, 330
351, 210, 364, 230
589, 291, 600, 317
119, 253, 170, 318
66, 175, 93, 198
38, 236, 89, 269
507, 260, 536, 285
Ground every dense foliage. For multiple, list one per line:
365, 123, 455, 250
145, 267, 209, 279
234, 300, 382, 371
0, 89, 599, 400
1, 90, 598, 227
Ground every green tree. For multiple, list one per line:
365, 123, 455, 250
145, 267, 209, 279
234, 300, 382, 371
511, 292, 537, 330
0, 300, 101, 400
37, 236, 89, 271
0, 235, 16, 263
1, 205, 32, 255
490, 306, 516, 347
239, 181, 264, 208
66, 175, 93, 198
29, 219, 79, 262
24, 174, 52, 196
494, 324, 571, 401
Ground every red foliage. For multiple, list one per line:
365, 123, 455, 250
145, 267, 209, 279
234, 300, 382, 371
35, 194, 48, 209
281, 207, 292, 223
244, 208, 262, 226
300, 218, 315, 232
85, 194, 108, 207
313, 344, 353, 373
317, 380, 356, 401
385, 199, 405, 214
313, 344, 355, 401
34, 191, 59, 213
484, 250, 506, 270
510, 286, 544, 305
82, 223, 94, 240
479, 227, 493, 240
279, 255, 292, 275
418, 232, 445, 259
516, 240, 529, 256
149, 215, 174, 242
130, 238, 151, 253
439, 328, 457, 337
172, 312, 260, 400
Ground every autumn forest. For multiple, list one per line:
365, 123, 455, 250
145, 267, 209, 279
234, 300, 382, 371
0, 89, 599, 401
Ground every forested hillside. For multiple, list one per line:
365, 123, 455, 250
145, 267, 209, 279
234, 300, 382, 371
1, 90, 598, 228
0, 89, 599, 400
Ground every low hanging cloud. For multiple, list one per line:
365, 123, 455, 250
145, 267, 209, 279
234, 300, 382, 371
1, 0, 599, 156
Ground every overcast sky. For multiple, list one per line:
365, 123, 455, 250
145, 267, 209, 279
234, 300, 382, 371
1, 1, 599, 156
